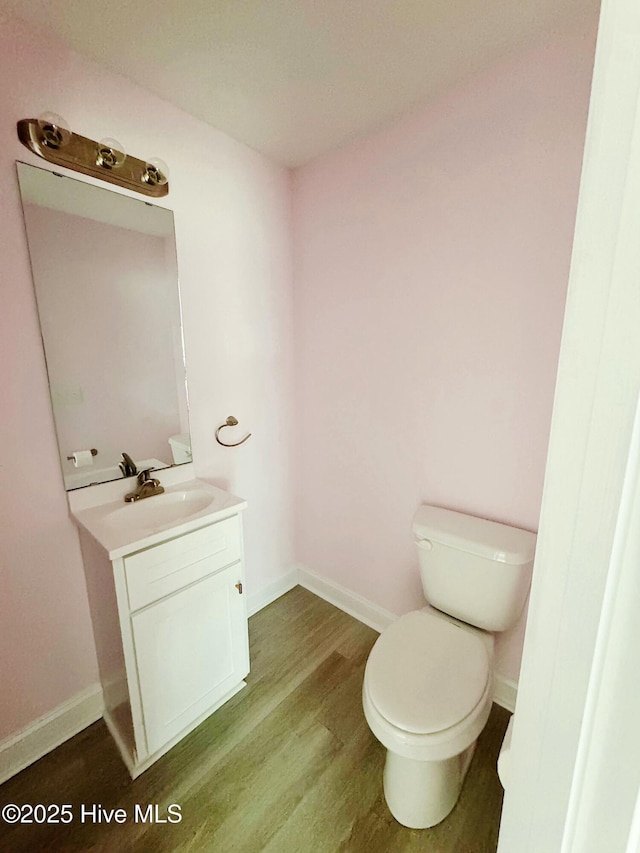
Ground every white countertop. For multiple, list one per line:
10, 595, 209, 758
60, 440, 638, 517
71, 476, 247, 559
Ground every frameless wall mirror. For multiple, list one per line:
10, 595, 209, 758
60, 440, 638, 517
17, 161, 191, 491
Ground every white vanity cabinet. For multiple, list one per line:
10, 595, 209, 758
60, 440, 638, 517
72, 478, 249, 778
122, 517, 248, 758
132, 561, 246, 756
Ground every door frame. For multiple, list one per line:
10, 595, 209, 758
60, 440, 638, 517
497, 0, 640, 850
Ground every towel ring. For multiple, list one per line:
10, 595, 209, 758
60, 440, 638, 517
215, 415, 252, 447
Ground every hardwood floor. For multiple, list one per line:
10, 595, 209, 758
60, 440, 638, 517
0, 587, 509, 852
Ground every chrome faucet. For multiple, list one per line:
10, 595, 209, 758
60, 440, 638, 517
124, 469, 165, 503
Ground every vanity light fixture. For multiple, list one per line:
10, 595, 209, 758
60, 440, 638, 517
17, 113, 169, 198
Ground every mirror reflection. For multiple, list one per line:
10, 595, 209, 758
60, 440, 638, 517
17, 161, 191, 491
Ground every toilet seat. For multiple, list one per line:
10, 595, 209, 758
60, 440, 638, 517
365, 610, 490, 735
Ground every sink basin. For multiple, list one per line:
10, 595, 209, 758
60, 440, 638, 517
104, 488, 215, 532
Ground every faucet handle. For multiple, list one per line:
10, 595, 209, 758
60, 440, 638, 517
120, 452, 137, 477
137, 468, 156, 484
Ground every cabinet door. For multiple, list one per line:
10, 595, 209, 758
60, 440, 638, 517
132, 563, 249, 756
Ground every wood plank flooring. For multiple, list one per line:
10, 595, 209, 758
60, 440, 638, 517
0, 586, 509, 852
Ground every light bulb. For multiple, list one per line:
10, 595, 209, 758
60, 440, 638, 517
37, 111, 71, 149
142, 157, 169, 186
96, 137, 126, 169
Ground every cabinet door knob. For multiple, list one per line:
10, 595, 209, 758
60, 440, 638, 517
235, 582, 243, 594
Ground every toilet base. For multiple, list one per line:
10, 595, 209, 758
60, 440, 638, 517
383, 740, 477, 829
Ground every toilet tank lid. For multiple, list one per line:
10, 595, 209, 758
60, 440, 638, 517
412, 505, 536, 565
168, 433, 191, 449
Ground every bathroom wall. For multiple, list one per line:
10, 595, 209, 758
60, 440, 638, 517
0, 13, 295, 743
292, 26, 597, 681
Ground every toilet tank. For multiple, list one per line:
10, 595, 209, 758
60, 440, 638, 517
412, 505, 536, 632
168, 433, 192, 464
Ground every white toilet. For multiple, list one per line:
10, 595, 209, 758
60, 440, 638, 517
362, 504, 535, 829
168, 432, 192, 464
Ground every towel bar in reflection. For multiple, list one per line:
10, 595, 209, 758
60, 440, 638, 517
215, 416, 252, 447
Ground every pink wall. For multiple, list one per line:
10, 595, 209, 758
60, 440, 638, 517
292, 28, 596, 679
0, 14, 294, 742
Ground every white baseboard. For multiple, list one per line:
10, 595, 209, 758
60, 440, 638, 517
493, 674, 517, 714
298, 565, 397, 633
0, 684, 103, 786
247, 569, 299, 617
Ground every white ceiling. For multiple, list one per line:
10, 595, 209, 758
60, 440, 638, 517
2, 0, 599, 167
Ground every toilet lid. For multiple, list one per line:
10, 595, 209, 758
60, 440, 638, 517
366, 610, 490, 734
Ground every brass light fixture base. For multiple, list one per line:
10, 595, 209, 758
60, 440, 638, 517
17, 118, 169, 198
